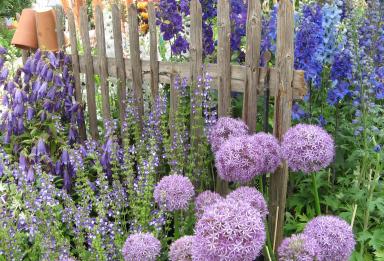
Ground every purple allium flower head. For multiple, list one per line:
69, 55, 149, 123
169, 235, 194, 261
215, 136, 264, 183
248, 133, 282, 173
278, 233, 323, 261
226, 186, 268, 219
195, 191, 223, 219
208, 117, 249, 152
303, 216, 355, 261
281, 124, 335, 173
192, 200, 266, 261
154, 175, 195, 211
122, 233, 161, 261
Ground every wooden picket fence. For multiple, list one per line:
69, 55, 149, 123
54, 0, 306, 251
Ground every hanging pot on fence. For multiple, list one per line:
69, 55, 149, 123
11, 8, 38, 50
35, 8, 59, 51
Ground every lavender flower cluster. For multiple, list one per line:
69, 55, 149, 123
279, 216, 356, 261
210, 117, 281, 183
154, 174, 195, 211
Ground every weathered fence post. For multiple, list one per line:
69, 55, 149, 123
128, 4, 144, 128
216, 0, 231, 196
80, 6, 99, 140
148, 2, 159, 100
95, 5, 111, 121
269, 0, 295, 252
54, 6, 66, 50
112, 4, 128, 129
243, 0, 262, 132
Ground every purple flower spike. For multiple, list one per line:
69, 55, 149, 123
195, 190, 223, 219
208, 117, 249, 152
0, 46, 7, 55
192, 200, 266, 261
215, 136, 264, 183
27, 107, 34, 121
226, 186, 268, 219
154, 175, 195, 211
26, 166, 35, 183
37, 139, 47, 155
281, 124, 335, 173
169, 235, 194, 261
0, 67, 9, 82
278, 233, 323, 261
304, 216, 356, 261
248, 132, 282, 173
122, 233, 161, 261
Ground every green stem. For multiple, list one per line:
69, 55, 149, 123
174, 211, 181, 240
312, 173, 321, 216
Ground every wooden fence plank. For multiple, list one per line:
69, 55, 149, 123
269, 0, 295, 251
55, 6, 65, 49
242, 0, 262, 132
216, 0, 232, 196
95, 6, 111, 121
112, 4, 128, 128
128, 4, 145, 127
190, 0, 204, 145
80, 6, 99, 140
77, 55, 306, 98
169, 71, 178, 146
68, 11, 87, 141
148, 2, 159, 100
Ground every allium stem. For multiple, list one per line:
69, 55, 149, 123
312, 173, 321, 216
174, 211, 181, 240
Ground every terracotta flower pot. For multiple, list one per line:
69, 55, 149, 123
11, 8, 38, 50
35, 8, 59, 51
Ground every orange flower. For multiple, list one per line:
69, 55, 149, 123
140, 12, 149, 21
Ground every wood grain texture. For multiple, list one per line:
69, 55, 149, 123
80, 6, 99, 140
168, 71, 179, 146
269, 0, 295, 251
242, 0, 262, 132
216, 0, 231, 196
55, 6, 66, 49
68, 10, 87, 141
128, 4, 144, 127
77, 55, 306, 98
189, 0, 204, 145
112, 4, 127, 127
148, 2, 159, 100
95, 5, 111, 121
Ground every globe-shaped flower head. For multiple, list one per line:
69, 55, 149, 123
122, 233, 161, 261
208, 117, 249, 152
154, 175, 195, 211
281, 124, 335, 173
248, 133, 282, 173
278, 233, 323, 261
226, 186, 268, 219
195, 190, 223, 219
303, 216, 356, 261
169, 235, 195, 261
192, 200, 266, 260
215, 136, 264, 182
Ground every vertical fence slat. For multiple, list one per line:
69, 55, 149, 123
242, 0, 262, 132
190, 0, 204, 145
269, 0, 295, 251
95, 6, 111, 121
128, 4, 144, 125
55, 6, 65, 49
169, 72, 178, 146
80, 6, 99, 140
148, 2, 159, 100
112, 4, 127, 127
216, 0, 232, 195
68, 11, 87, 141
